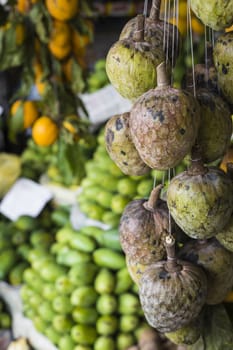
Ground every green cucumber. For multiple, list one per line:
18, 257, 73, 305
68, 262, 98, 286
72, 307, 98, 325
96, 294, 118, 315
71, 324, 97, 345
96, 315, 118, 336
71, 286, 98, 307
118, 293, 140, 315
56, 247, 91, 266
93, 248, 125, 270
95, 229, 121, 251
94, 268, 115, 294
69, 232, 97, 253
115, 267, 133, 294
94, 336, 115, 350
119, 314, 140, 332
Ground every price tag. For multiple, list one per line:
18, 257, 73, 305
0, 178, 53, 221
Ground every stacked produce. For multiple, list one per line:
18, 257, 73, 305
0, 0, 95, 188
20, 222, 153, 350
0, 204, 70, 285
77, 126, 187, 228
104, 0, 233, 348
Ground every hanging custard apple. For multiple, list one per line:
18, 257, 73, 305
119, 185, 169, 265
130, 62, 200, 170
104, 112, 150, 176
195, 88, 232, 163
167, 146, 233, 239
179, 238, 233, 305
165, 316, 202, 346
216, 162, 233, 253
184, 44, 218, 93
106, 14, 165, 101
213, 31, 233, 107
190, 0, 233, 31
120, 0, 180, 66
139, 235, 207, 333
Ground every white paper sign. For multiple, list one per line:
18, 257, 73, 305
0, 178, 53, 221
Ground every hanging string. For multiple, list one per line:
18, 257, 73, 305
163, 0, 168, 53
187, 0, 196, 97
143, 0, 149, 17
168, 167, 172, 234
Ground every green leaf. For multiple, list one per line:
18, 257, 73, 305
7, 101, 24, 143
188, 304, 233, 350
28, 2, 51, 44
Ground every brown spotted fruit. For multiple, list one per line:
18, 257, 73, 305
106, 14, 165, 101
213, 31, 233, 107
190, 0, 233, 31
104, 112, 150, 176
195, 88, 232, 163
119, 0, 180, 67
167, 146, 233, 240
130, 61, 200, 170
184, 43, 218, 93
139, 235, 207, 333
119, 184, 168, 267
178, 238, 233, 305
165, 316, 202, 346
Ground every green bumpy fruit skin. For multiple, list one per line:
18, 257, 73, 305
105, 113, 150, 176
196, 89, 232, 163
179, 238, 233, 305
216, 215, 233, 252
130, 87, 200, 170
139, 261, 207, 333
119, 17, 180, 66
119, 198, 167, 265
190, 0, 233, 31
165, 318, 201, 345
213, 32, 233, 106
106, 39, 164, 101
167, 167, 233, 239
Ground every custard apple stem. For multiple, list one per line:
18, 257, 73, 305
157, 61, 170, 88
133, 14, 145, 42
149, 0, 161, 21
143, 184, 163, 212
165, 234, 181, 272
188, 144, 208, 176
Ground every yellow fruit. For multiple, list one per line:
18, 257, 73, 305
45, 0, 79, 21
224, 291, 233, 302
169, 17, 187, 37
48, 20, 71, 60
10, 100, 39, 129
32, 116, 59, 146
191, 17, 205, 35
16, 0, 38, 14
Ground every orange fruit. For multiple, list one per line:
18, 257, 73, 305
10, 100, 39, 129
220, 146, 233, 173
48, 20, 71, 60
45, 0, 79, 21
16, 0, 38, 13
191, 17, 205, 35
32, 116, 59, 146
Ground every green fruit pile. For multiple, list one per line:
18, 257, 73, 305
0, 297, 11, 330
21, 223, 150, 350
86, 59, 110, 93
21, 137, 95, 187
0, 205, 70, 285
77, 127, 187, 227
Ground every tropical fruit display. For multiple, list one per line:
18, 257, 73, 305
103, 0, 233, 348
20, 222, 154, 350
0, 204, 70, 285
77, 126, 187, 228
